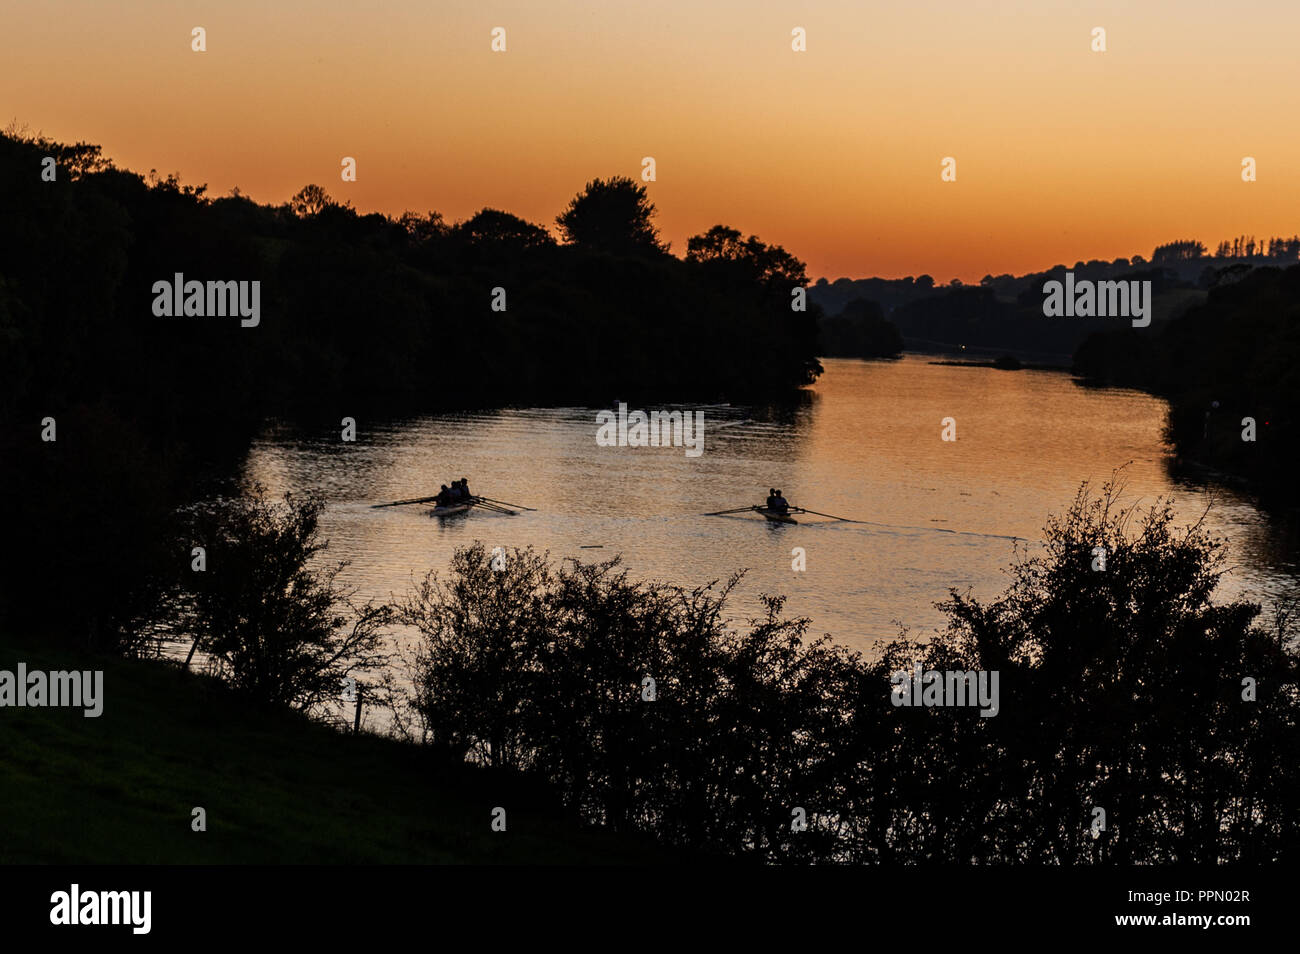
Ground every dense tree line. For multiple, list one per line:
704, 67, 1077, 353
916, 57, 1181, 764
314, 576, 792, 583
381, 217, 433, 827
1213, 235, 1300, 260
813, 268, 1174, 360
812, 235, 1300, 361
1, 130, 821, 422
1152, 239, 1207, 263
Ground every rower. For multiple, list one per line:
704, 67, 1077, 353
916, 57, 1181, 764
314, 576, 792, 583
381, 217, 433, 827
435, 484, 452, 506
460, 477, 472, 500
765, 488, 777, 510
771, 489, 790, 514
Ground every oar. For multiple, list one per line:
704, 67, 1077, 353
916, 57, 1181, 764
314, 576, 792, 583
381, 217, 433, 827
792, 507, 862, 523
703, 506, 758, 516
372, 494, 440, 509
474, 495, 536, 511
470, 497, 520, 514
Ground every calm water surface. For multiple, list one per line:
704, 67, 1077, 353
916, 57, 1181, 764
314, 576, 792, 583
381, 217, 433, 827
243, 356, 1298, 657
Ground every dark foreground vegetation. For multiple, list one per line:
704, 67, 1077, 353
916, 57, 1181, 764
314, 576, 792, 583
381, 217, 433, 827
10, 480, 1291, 864
389, 483, 1298, 863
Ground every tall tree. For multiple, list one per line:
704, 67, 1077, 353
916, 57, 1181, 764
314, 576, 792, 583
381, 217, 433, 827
555, 176, 666, 256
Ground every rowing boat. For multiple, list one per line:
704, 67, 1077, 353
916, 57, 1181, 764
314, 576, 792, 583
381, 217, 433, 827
755, 507, 798, 524
375, 491, 528, 515
704, 501, 856, 523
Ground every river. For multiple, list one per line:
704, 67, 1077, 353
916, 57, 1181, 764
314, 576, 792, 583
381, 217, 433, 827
241, 355, 1298, 657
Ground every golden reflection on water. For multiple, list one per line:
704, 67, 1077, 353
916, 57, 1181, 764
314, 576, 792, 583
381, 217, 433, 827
244, 356, 1296, 657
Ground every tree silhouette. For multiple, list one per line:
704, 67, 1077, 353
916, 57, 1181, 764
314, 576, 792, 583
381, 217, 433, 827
396, 209, 448, 244
1152, 239, 1206, 263
686, 225, 808, 288
453, 207, 555, 252
289, 183, 333, 218
555, 176, 666, 256
174, 486, 391, 710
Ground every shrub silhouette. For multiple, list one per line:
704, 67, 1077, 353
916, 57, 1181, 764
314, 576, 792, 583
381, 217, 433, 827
172, 486, 391, 711
400, 482, 1298, 863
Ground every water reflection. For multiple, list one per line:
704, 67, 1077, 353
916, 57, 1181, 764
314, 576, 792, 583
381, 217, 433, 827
242, 356, 1298, 655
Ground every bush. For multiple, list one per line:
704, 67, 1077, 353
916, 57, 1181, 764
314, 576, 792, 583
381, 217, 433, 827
172, 486, 391, 711
397, 479, 1299, 863
400, 544, 860, 859
857, 476, 1299, 863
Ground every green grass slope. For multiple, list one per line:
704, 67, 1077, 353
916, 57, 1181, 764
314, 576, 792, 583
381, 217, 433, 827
0, 640, 670, 864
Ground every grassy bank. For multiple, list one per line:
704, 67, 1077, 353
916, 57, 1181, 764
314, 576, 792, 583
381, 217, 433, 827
0, 639, 670, 864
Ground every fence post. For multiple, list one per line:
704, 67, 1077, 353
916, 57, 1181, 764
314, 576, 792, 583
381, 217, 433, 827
353, 686, 364, 734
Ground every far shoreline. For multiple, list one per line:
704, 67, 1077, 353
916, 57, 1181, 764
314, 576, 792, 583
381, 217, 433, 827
925, 357, 1071, 372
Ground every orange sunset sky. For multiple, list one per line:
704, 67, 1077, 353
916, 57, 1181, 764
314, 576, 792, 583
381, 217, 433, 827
3, 0, 1298, 282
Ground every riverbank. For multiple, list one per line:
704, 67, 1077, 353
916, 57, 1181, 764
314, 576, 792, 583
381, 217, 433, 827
0, 638, 672, 863
1069, 264, 1299, 502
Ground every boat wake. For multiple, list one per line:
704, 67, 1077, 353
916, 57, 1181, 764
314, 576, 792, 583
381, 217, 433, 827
841, 519, 1023, 543
702, 513, 1023, 542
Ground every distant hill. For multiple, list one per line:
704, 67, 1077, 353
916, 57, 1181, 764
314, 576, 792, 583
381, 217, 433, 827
811, 244, 1298, 362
